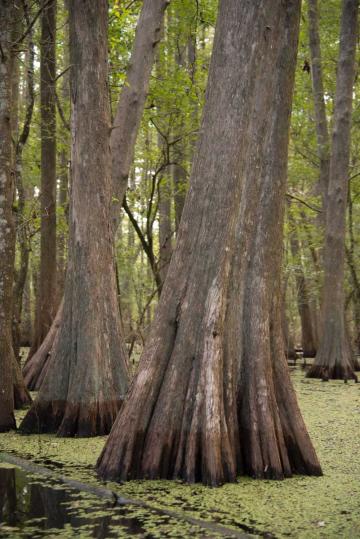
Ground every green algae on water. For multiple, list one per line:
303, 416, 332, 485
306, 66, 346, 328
0, 368, 359, 538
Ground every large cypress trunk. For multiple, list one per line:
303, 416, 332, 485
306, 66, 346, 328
307, 0, 359, 381
20, 0, 129, 437
97, 0, 321, 486
0, 0, 17, 432
28, 0, 57, 358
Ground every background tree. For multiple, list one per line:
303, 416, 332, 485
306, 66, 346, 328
28, 0, 57, 359
307, 0, 359, 380
0, 0, 17, 432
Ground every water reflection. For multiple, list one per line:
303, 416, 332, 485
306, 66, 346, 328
0, 465, 146, 537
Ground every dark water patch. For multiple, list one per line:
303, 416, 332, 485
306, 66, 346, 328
0, 464, 147, 537
0, 464, 248, 538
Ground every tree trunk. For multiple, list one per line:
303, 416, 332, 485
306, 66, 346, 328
307, 0, 359, 381
289, 224, 317, 357
110, 0, 170, 230
23, 299, 63, 391
20, 273, 33, 347
29, 0, 57, 358
97, 0, 321, 486
20, 0, 129, 437
308, 0, 331, 216
22, 0, 170, 389
0, 0, 17, 431
13, 17, 35, 360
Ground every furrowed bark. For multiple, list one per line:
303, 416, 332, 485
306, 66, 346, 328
20, 0, 129, 436
97, 0, 321, 486
22, 0, 170, 391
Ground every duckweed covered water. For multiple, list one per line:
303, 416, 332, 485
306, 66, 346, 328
0, 367, 359, 538
0, 463, 233, 538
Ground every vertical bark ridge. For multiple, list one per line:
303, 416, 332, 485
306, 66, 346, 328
97, 0, 321, 485
20, 0, 129, 437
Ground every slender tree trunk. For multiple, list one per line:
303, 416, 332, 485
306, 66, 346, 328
308, 0, 330, 217
29, 0, 57, 358
20, 272, 32, 347
0, 0, 17, 431
20, 0, 129, 437
13, 14, 35, 360
23, 299, 63, 391
56, 0, 69, 304
282, 279, 296, 360
111, 0, 170, 230
307, 0, 359, 381
289, 225, 317, 357
97, 0, 321, 486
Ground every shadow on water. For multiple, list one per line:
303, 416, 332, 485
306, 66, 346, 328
0, 464, 149, 538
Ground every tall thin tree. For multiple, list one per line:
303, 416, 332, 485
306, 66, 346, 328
307, 0, 359, 380
28, 0, 57, 358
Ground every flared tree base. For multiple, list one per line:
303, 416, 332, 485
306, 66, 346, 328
19, 399, 123, 437
306, 364, 358, 381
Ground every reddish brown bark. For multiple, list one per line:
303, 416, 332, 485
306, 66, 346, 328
22, 0, 170, 391
20, 0, 129, 436
97, 0, 321, 485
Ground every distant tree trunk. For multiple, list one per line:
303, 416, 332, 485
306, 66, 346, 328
346, 194, 360, 363
289, 227, 317, 357
20, 0, 129, 436
13, 14, 35, 360
0, 0, 17, 431
29, 0, 57, 358
20, 273, 33, 347
282, 279, 296, 360
307, 0, 359, 381
158, 172, 172, 283
97, 0, 321, 486
111, 0, 170, 230
308, 0, 330, 217
56, 0, 69, 304
23, 299, 63, 390
23, 0, 170, 390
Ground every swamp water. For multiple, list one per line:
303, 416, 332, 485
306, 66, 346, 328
0, 463, 244, 538
0, 366, 359, 538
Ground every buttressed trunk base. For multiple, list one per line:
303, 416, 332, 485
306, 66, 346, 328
97, 0, 321, 486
